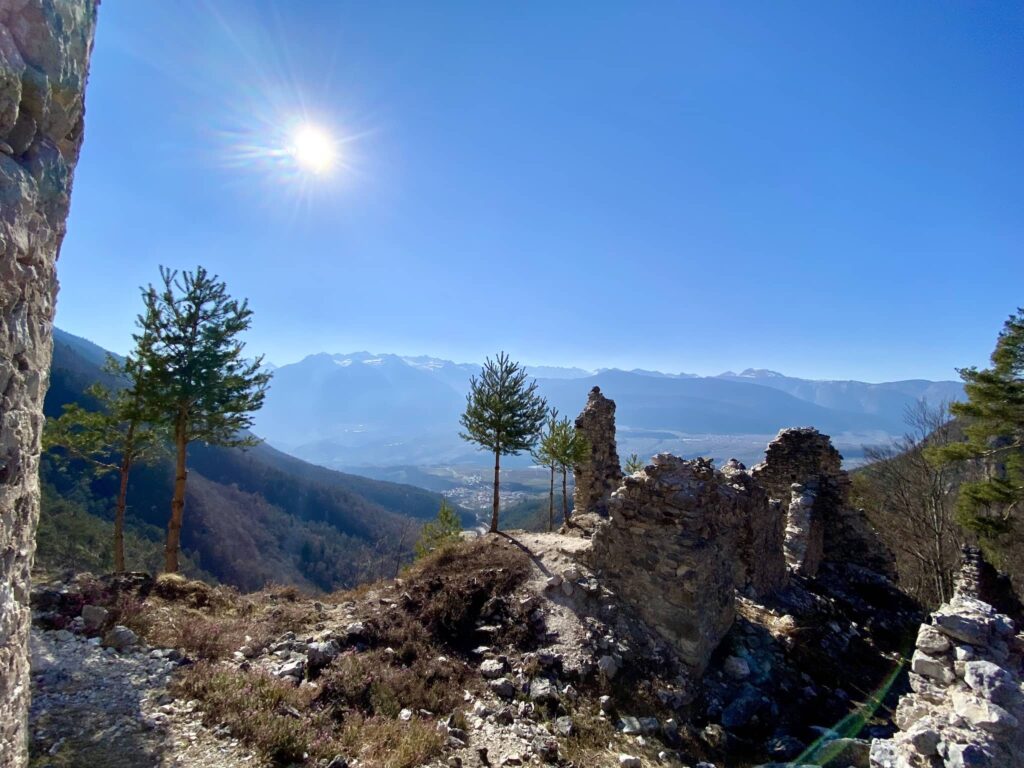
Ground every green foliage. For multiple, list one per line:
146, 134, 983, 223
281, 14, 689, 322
624, 452, 645, 474
413, 499, 462, 559
459, 351, 547, 457
531, 408, 560, 532
139, 266, 272, 448
44, 355, 165, 473
459, 351, 547, 531
930, 308, 1024, 538
549, 416, 590, 471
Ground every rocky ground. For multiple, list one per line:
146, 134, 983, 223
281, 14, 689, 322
29, 627, 266, 768
27, 530, 926, 768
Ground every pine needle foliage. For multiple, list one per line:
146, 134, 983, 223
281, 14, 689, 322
137, 266, 273, 572
459, 352, 547, 533
413, 499, 462, 559
929, 308, 1024, 539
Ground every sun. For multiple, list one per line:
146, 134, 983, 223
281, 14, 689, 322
289, 123, 336, 175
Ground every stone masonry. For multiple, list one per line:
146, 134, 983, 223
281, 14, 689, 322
571, 386, 622, 519
0, 2, 96, 765
870, 549, 1024, 768
591, 455, 739, 674
752, 427, 895, 578
720, 458, 787, 597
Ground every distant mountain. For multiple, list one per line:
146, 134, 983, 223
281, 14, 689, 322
253, 349, 963, 469
42, 331, 462, 592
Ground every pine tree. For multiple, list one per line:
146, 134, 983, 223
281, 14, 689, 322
531, 408, 560, 532
414, 498, 462, 558
460, 352, 548, 533
44, 350, 164, 572
138, 266, 272, 572
930, 308, 1024, 542
550, 416, 590, 526
624, 453, 645, 474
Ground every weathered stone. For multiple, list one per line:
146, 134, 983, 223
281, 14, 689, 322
617, 756, 641, 768
721, 459, 786, 595
752, 428, 894, 578
963, 660, 1017, 705
723, 655, 750, 680
489, 677, 516, 699
101, 625, 138, 652
597, 654, 619, 679
951, 690, 1018, 733
80, 604, 108, 632
910, 650, 954, 685
480, 659, 504, 679
571, 387, 622, 519
306, 639, 340, 670
915, 624, 951, 655
592, 456, 738, 674
528, 677, 557, 704
0, 4, 97, 765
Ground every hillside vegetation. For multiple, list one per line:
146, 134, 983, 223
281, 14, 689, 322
38, 330, 461, 592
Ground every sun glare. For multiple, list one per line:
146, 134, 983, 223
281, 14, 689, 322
289, 123, 336, 175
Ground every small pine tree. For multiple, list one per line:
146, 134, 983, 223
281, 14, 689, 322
44, 349, 164, 572
414, 499, 462, 558
550, 417, 590, 526
930, 308, 1024, 545
460, 352, 548, 533
531, 408, 560, 532
624, 453, 645, 474
137, 266, 272, 573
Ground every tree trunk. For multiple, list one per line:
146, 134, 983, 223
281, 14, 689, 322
548, 464, 555, 532
165, 424, 188, 573
490, 450, 501, 533
114, 455, 132, 573
562, 466, 569, 525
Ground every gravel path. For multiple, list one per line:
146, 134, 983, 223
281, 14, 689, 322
29, 628, 265, 768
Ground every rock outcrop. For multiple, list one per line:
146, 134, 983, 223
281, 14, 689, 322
571, 386, 622, 520
0, 2, 96, 765
871, 549, 1024, 768
591, 455, 740, 674
753, 427, 895, 578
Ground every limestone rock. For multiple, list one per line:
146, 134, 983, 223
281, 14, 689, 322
571, 387, 622, 519
0, 4, 98, 765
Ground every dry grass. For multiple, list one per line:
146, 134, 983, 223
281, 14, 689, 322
174, 663, 446, 768
113, 575, 316, 661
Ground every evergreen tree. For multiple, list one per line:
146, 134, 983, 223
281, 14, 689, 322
460, 352, 548, 533
624, 453, 645, 474
138, 266, 272, 573
550, 416, 590, 526
44, 346, 164, 572
531, 408, 560, 532
930, 308, 1024, 544
414, 498, 462, 558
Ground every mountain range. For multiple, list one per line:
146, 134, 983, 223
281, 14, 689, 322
253, 351, 964, 469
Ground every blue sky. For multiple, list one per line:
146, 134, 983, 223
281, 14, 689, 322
57, 1, 1023, 381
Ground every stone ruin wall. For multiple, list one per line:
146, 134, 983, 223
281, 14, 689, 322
752, 427, 895, 579
870, 548, 1024, 768
0, 2, 96, 765
591, 455, 739, 674
720, 458, 787, 597
571, 386, 621, 520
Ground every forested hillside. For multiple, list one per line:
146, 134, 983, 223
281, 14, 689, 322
38, 330, 460, 592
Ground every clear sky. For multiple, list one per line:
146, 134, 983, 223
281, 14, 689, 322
56, 1, 1023, 382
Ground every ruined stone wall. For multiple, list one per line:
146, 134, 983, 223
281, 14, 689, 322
720, 458, 787, 596
752, 427, 895, 578
591, 455, 739, 674
571, 386, 622, 519
0, 3, 96, 764
870, 551, 1024, 768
